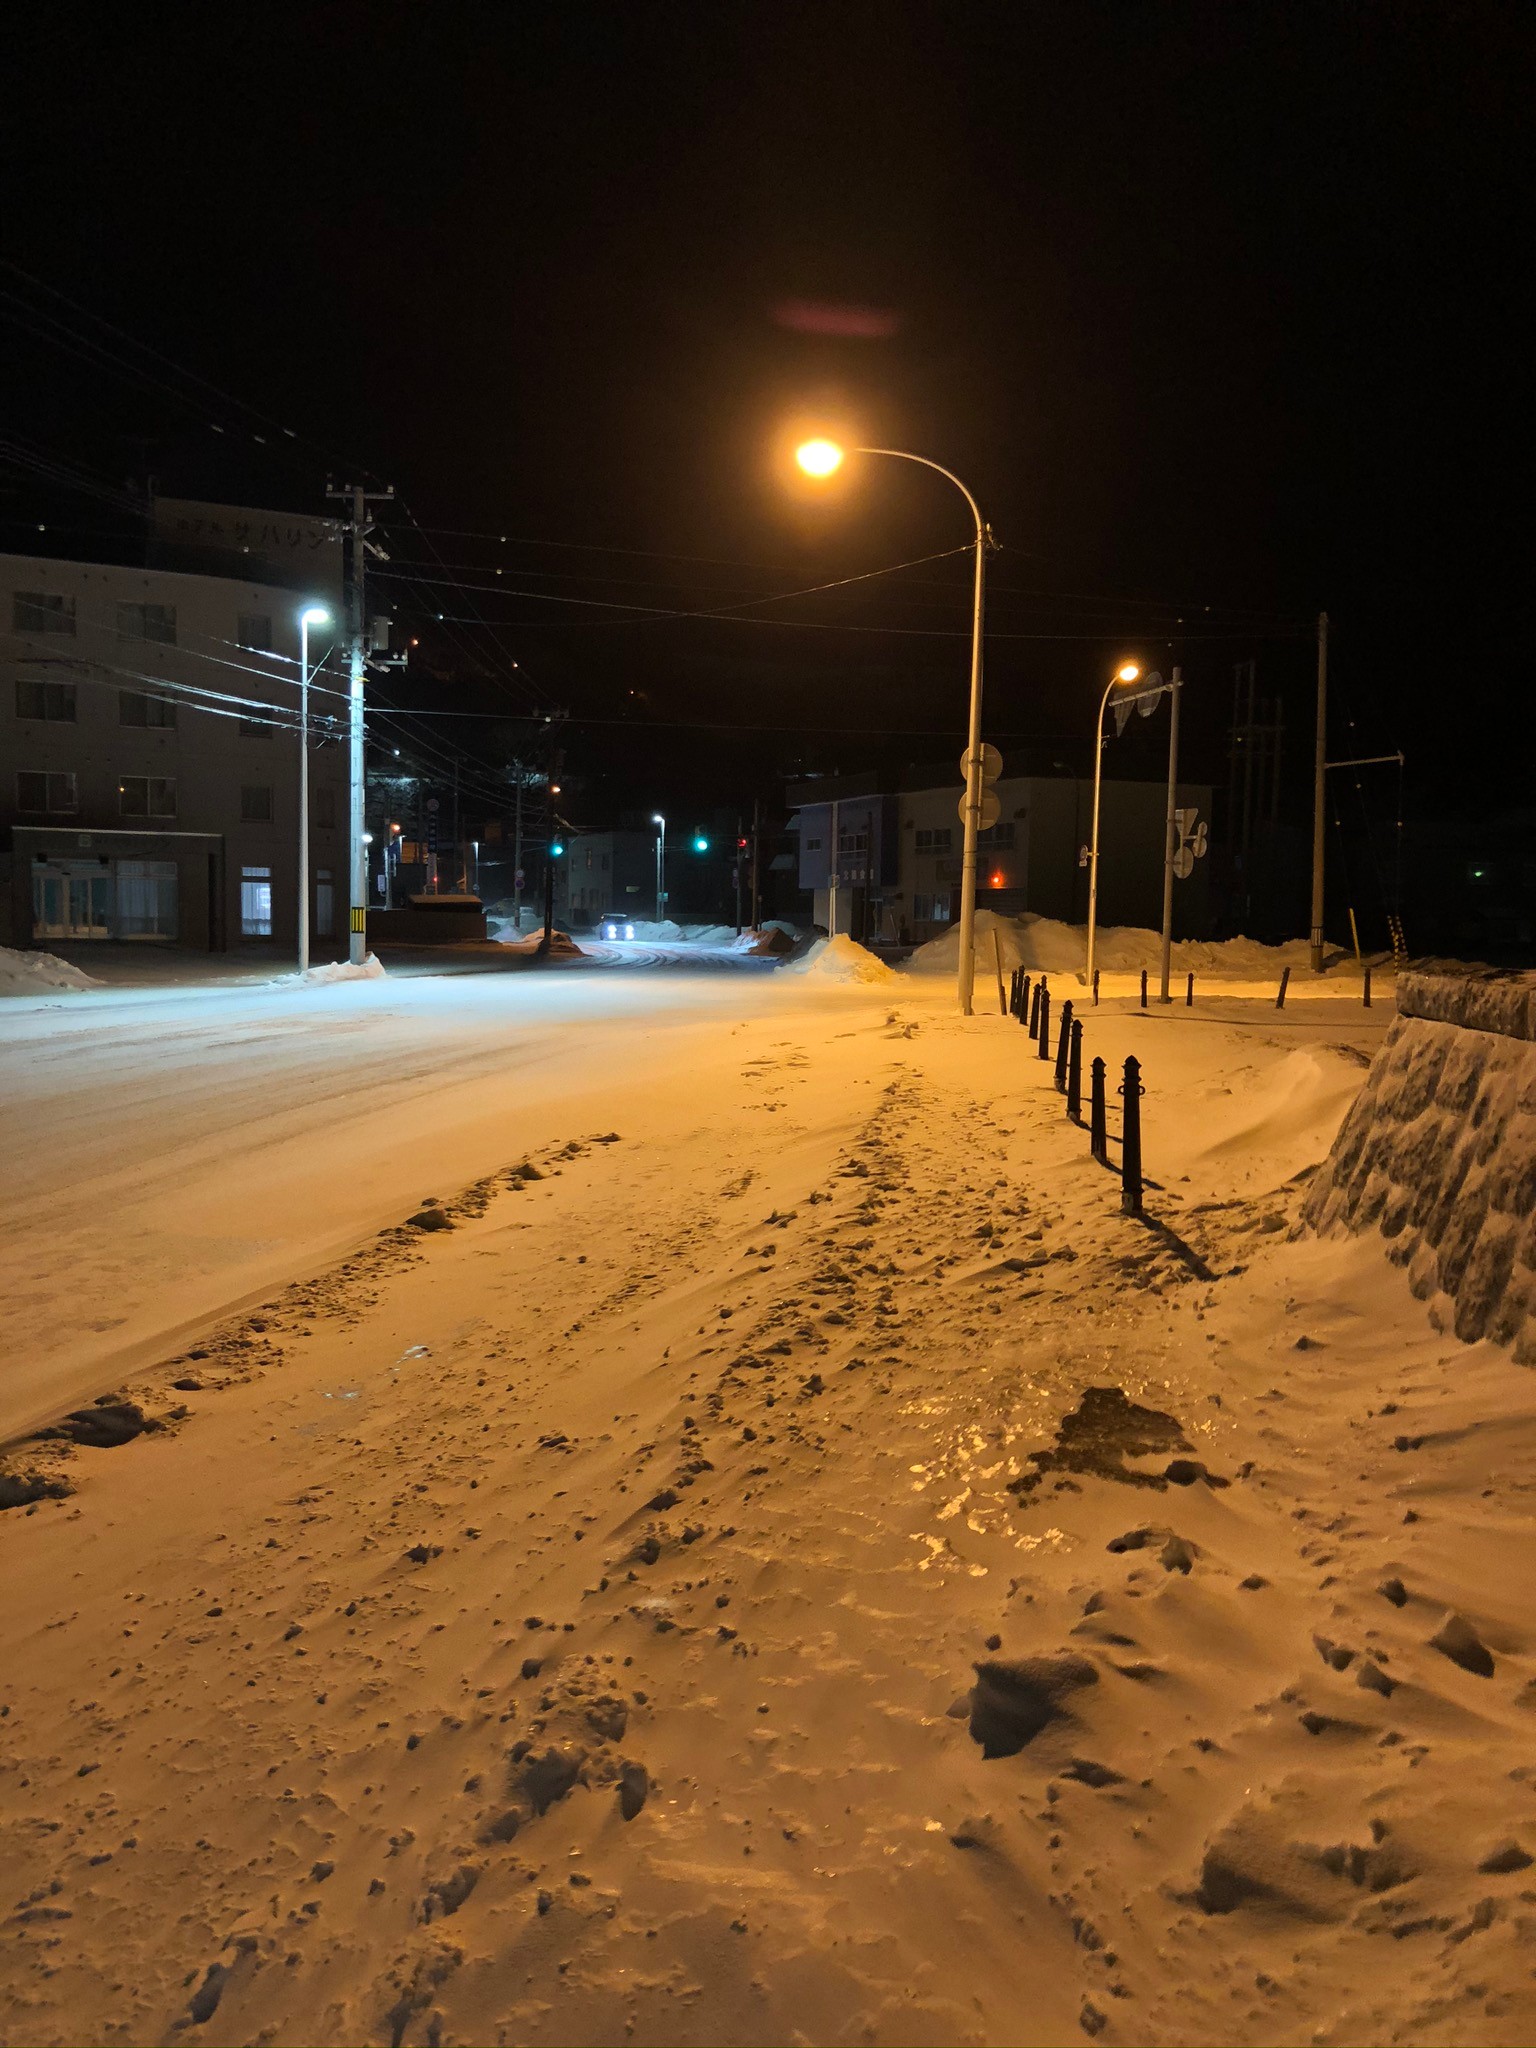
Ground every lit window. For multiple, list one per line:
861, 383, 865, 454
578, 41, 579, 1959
241, 865, 273, 937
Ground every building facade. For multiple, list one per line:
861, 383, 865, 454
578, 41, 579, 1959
790, 767, 1214, 942
555, 830, 658, 926
1, 551, 346, 955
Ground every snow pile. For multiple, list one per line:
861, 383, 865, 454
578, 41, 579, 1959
296, 954, 386, 986
904, 908, 1318, 980
791, 934, 894, 984
1306, 967, 1536, 1357
0, 946, 101, 996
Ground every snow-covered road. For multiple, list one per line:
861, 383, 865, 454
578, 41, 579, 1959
0, 968, 790, 1441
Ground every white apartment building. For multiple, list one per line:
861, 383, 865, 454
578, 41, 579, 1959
1, 550, 347, 954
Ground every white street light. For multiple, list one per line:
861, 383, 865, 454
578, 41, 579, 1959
297, 605, 331, 972
1085, 662, 1143, 987
794, 438, 991, 1014
652, 812, 666, 923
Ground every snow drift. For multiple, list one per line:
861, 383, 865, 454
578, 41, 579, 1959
903, 908, 1317, 981
790, 934, 894, 984
0, 946, 101, 997
293, 954, 386, 986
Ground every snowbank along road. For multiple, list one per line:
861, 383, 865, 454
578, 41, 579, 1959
4, 969, 1536, 2047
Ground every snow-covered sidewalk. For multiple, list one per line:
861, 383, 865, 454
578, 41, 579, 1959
4, 970, 1532, 2044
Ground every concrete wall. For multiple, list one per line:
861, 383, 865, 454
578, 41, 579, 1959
1304, 967, 1536, 1361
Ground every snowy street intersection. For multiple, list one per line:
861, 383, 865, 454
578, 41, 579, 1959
3, 969, 1535, 2046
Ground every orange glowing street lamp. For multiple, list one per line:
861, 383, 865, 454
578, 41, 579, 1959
1085, 661, 1144, 986
793, 436, 992, 1016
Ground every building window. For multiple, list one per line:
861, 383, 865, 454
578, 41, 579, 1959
238, 612, 274, 651
241, 783, 273, 822
117, 602, 177, 644
17, 770, 78, 813
241, 865, 273, 937
119, 689, 177, 728
119, 775, 177, 818
915, 827, 953, 854
116, 860, 178, 939
314, 786, 336, 829
15, 676, 77, 721
977, 821, 1015, 850
837, 829, 869, 853
13, 592, 76, 636
804, 836, 822, 852
315, 868, 334, 936
238, 713, 273, 738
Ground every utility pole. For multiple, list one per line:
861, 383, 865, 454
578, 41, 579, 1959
513, 765, 524, 931
828, 797, 839, 939
1158, 666, 1183, 1003
1309, 610, 1329, 973
327, 482, 397, 965
741, 806, 753, 937
750, 795, 761, 931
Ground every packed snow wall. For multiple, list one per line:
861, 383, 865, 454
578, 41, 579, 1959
1305, 967, 1536, 1361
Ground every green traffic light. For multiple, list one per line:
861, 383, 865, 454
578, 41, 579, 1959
692, 835, 709, 853
550, 841, 565, 857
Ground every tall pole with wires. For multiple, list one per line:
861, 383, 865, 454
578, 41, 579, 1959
329, 483, 395, 965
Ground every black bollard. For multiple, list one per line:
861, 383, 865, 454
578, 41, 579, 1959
1028, 977, 1041, 1035
1186, 971, 1194, 1007
1067, 1017, 1083, 1121
1037, 983, 1051, 1060
1089, 1056, 1108, 1162
1120, 1054, 1144, 1216
1092, 967, 1100, 1006
1018, 972, 1032, 1027
1139, 968, 1148, 1010
1363, 966, 1372, 1009
1054, 999, 1074, 1092
1276, 966, 1290, 1010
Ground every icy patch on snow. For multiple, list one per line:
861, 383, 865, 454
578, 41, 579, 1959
904, 908, 1322, 981
0, 946, 101, 996
295, 954, 387, 986
791, 935, 895, 984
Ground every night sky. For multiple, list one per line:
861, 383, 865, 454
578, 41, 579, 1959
6, 2, 1529, 849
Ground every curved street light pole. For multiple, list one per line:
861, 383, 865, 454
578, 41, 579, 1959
853, 449, 988, 1015
1085, 662, 1143, 988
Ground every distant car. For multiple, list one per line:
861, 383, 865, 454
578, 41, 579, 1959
598, 913, 637, 941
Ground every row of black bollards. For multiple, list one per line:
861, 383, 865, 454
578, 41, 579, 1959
1009, 963, 1145, 1217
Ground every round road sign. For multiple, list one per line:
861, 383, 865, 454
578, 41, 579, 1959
960, 742, 1004, 783
959, 789, 1002, 830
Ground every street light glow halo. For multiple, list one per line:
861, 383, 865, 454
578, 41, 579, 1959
796, 437, 845, 478
1114, 661, 1141, 683
300, 605, 332, 626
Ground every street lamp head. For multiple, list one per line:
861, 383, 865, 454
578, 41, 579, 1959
795, 438, 845, 479
1114, 662, 1141, 684
652, 812, 665, 826
300, 605, 331, 627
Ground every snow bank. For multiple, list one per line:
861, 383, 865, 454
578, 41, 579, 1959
294, 954, 386, 986
1306, 967, 1536, 1358
790, 934, 894, 984
903, 908, 1317, 981
0, 946, 101, 996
